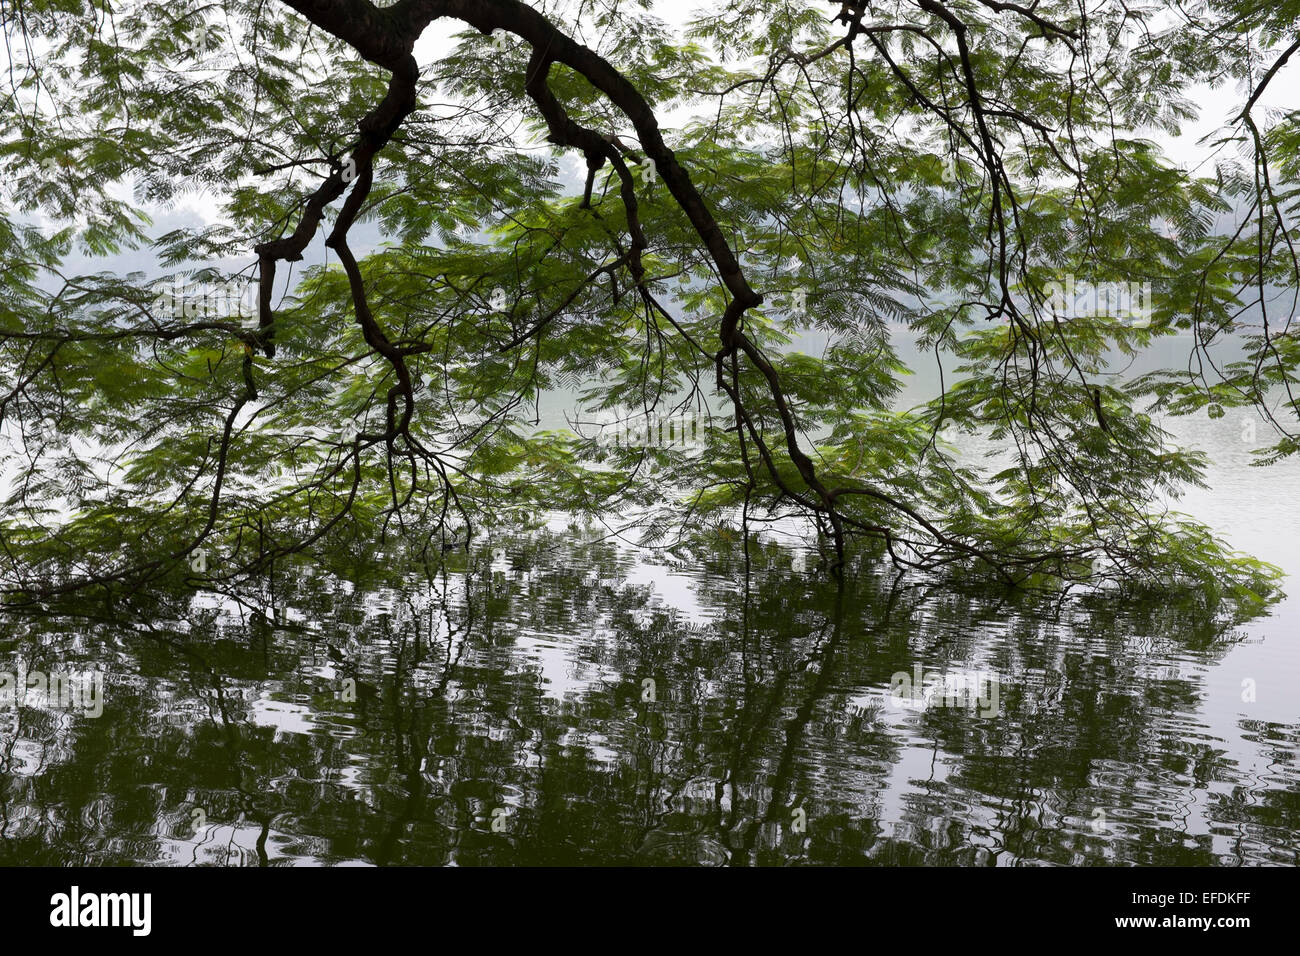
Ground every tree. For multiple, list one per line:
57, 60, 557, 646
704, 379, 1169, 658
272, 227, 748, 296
0, 0, 1294, 612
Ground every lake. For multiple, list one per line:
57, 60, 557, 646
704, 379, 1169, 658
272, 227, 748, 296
0, 329, 1296, 866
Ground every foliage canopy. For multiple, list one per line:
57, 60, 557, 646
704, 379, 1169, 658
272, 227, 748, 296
0, 0, 1296, 612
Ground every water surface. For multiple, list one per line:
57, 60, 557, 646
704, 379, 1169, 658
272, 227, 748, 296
1, 332, 1297, 866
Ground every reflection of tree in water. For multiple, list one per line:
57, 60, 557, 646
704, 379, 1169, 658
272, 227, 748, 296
0, 531, 1295, 865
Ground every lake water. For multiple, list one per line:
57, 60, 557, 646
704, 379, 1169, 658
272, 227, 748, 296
0, 330, 1296, 866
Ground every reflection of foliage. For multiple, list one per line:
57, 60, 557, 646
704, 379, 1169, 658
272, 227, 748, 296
0, 531, 1294, 865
